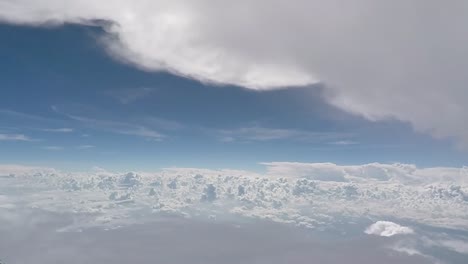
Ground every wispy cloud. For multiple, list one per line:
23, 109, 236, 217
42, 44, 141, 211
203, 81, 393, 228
0, 110, 73, 133
0, 109, 51, 122
217, 125, 351, 143
0, 133, 33, 141
40, 128, 74, 133
42, 146, 64, 151
50, 105, 167, 141
77, 145, 95, 150
142, 116, 185, 131
105, 87, 156, 104
330, 140, 358, 145
64, 114, 164, 141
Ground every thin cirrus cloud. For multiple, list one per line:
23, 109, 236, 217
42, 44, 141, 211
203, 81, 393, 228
42, 146, 64, 151
0, 133, 33, 141
0, 1, 467, 147
40, 128, 74, 133
105, 87, 156, 105
49, 105, 166, 141
77, 145, 95, 150
64, 114, 165, 141
1, 108, 168, 141
217, 125, 352, 143
330, 140, 358, 146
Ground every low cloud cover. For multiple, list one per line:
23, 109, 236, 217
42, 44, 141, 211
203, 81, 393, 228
1, 162, 467, 263
1, 162, 467, 231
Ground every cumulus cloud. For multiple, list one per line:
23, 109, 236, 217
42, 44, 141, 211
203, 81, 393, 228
262, 162, 468, 184
365, 221, 414, 237
1, 163, 467, 231
262, 162, 348, 182
0, 164, 56, 176
0, 1, 467, 146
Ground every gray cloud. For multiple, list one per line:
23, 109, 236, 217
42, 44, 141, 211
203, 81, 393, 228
1, 1, 467, 146
0, 210, 431, 264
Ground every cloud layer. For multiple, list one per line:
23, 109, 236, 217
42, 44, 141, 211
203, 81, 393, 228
1, 162, 467, 231
1, 1, 468, 145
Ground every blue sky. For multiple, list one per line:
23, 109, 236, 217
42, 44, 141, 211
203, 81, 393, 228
1, 3, 468, 264
0, 23, 466, 170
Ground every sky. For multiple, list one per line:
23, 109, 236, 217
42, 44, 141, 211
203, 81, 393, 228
0, 2, 468, 264
0, 23, 466, 170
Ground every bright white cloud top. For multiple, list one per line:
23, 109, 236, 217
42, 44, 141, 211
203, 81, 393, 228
1, 163, 467, 231
365, 221, 414, 237
1, 1, 468, 146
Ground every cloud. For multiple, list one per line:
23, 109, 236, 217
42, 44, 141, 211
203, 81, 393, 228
365, 221, 414, 237
0, 164, 55, 175
1, 1, 468, 146
217, 125, 350, 143
77, 145, 95, 149
0, 133, 32, 141
1, 162, 467, 231
0, 212, 431, 264
330, 140, 358, 146
42, 146, 64, 151
262, 162, 348, 182
435, 239, 468, 255
40, 128, 74, 133
105, 87, 155, 104
60, 112, 165, 141
423, 236, 468, 255
262, 162, 468, 184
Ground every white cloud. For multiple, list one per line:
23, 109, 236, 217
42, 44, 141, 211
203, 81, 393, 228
365, 221, 414, 237
262, 162, 348, 182
0, 164, 56, 175
1, 1, 468, 146
0, 133, 32, 141
262, 162, 468, 184
0, 162, 467, 231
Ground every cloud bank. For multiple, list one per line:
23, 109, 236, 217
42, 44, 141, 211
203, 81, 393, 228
365, 221, 414, 237
1, 1, 468, 146
1, 162, 467, 231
